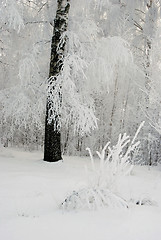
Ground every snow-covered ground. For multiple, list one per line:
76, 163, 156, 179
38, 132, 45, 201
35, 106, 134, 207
0, 147, 161, 240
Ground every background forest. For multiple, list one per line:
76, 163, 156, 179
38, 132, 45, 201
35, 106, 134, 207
1, 0, 161, 165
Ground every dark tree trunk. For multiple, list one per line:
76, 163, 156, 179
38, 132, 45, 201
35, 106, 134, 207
44, 0, 70, 162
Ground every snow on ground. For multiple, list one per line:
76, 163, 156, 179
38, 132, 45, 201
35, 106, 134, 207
0, 147, 161, 240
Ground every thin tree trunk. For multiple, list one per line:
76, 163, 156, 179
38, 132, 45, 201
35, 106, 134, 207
109, 69, 118, 140
144, 2, 153, 165
44, 0, 70, 162
120, 79, 130, 131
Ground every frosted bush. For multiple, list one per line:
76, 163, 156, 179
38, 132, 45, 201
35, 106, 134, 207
86, 121, 145, 190
61, 188, 128, 211
61, 122, 144, 211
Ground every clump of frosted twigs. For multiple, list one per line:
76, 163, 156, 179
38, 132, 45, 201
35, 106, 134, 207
130, 197, 157, 206
61, 122, 144, 211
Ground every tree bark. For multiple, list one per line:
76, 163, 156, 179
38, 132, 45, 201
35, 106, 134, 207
44, 0, 70, 162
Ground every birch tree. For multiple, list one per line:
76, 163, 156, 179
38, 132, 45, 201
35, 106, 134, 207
44, 0, 70, 162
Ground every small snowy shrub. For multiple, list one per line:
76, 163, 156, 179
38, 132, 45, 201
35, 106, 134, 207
86, 121, 145, 190
61, 188, 128, 211
61, 122, 144, 211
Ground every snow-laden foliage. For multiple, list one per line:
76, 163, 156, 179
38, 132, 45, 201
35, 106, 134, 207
47, 72, 98, 135
0, 0, 24, 32
19, 51, 40, 87
0, 38, 46, 147
88, 36, 133, 92
61, 54, 98, 135
46, 4, 102, 135
46, 17, 99, 134
0, 84, 45, 148
61, 122, 144, 211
